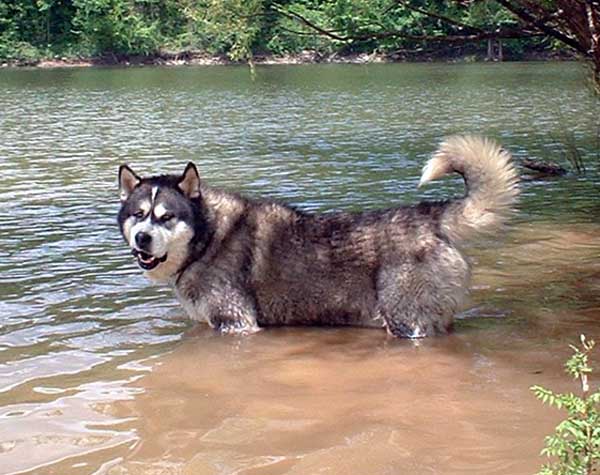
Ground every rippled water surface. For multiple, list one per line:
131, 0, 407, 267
0, 62, 599, 474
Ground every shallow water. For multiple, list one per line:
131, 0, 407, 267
0, 62, 599, 474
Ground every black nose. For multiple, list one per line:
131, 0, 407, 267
135, 231, 152, 250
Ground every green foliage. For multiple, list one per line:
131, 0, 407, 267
532, 335, 600, 475
462, 0, 516, 31
0, 36, 42, 62
199, 0, 265, 60
71, 0, 168, 55
0, 0, 562, 61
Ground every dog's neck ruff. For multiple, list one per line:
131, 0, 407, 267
172, 233, 213, 287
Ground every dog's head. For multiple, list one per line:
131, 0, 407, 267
117, 163, 208, 282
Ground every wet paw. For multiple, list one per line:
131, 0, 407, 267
385, 321, 430, 339
215, 320, 260, 336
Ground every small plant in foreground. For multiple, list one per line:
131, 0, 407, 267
532, 335, 600, 475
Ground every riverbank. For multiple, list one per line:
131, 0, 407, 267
1, 48, 574, 69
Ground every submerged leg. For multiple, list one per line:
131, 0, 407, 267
376, 255, 469, 338
209, 290, 261, 335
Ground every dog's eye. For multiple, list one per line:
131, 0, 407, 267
160, 213, 174, 222
133, 210, 145, 219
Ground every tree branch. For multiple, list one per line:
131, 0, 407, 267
494, 0, 590, 55
275, 6, 540, 44
275, 8, 348, 41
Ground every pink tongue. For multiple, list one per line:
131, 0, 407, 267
140, 255, 155, 264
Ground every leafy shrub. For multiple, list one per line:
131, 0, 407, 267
0, 34, 41, 62
532, 335, 600, 475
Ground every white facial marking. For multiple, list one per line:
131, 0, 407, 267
123, 216, 136, 246
138, 200, 151, 215
129, 216, 153, 247
143, 221, 194, 283
154, 203, 168, 220
151, 186, 158, 205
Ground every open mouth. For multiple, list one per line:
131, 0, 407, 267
132, 249, 168, 271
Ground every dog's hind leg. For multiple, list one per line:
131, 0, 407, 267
376, 252, 469, 338
376, 278, 452, 338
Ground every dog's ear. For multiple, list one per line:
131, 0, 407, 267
119, 165, 141, 202
178, 162, 201, 199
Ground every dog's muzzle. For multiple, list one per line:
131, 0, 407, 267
132, 249, 168, 270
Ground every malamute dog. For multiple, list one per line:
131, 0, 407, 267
118, 136, 518, 338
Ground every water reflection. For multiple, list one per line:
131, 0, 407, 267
0, 63, 598, 474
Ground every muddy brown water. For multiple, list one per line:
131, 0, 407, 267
0, 63, 599, 474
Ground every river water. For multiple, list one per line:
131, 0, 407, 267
0, 62, 599, 474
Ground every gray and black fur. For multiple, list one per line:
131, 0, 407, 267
118, 136, 519, 338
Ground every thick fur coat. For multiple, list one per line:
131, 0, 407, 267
118, 136, 519, 337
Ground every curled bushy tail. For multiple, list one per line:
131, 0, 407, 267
419, 135, 519, 243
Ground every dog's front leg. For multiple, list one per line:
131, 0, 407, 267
208, 290, 261, 336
